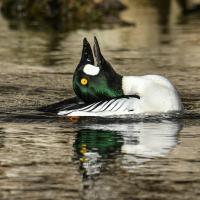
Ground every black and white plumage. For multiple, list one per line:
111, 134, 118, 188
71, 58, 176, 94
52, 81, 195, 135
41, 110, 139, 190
58, 97, 139, 117
38, 37, 183, 117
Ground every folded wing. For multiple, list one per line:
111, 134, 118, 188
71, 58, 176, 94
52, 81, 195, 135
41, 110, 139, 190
58, 97, 137, 117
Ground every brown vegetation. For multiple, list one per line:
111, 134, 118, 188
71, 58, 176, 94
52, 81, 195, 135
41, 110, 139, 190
1, 0, 127, 31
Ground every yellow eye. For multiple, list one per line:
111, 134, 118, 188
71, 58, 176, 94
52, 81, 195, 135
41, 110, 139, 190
81, 78, 88, 86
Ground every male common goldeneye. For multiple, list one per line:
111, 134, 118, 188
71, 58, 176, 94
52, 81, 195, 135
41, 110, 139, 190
39, 37, 183, 117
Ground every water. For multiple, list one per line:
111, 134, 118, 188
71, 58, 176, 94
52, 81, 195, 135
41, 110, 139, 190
0, 0, 200, 199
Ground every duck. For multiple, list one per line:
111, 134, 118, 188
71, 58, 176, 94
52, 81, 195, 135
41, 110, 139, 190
39, 37, 183, 117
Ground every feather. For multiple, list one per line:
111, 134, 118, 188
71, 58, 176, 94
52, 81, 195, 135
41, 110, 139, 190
58, 97, 138, 117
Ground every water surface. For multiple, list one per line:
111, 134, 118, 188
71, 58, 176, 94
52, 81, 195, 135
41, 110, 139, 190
0, 1, 200, 199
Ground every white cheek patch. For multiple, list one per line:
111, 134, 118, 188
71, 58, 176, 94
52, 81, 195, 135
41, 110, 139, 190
83, 64, 100, 76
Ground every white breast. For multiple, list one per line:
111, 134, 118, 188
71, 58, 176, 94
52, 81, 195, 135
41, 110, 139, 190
122, 75, 183, 113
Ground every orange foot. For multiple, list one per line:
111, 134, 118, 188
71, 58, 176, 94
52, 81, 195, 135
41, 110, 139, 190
67, 116, 80, 123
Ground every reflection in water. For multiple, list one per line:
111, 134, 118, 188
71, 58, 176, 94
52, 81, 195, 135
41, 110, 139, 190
74, 129, 123, 177
151, 0, 200, 34
151, 0, 172, 34
74, 121, 182, 178
0, 0, 199, 68
0, 128, 5, 148
43, 32, 67, 67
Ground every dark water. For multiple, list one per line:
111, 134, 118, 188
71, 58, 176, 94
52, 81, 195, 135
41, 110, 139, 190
0, 0, 200, 199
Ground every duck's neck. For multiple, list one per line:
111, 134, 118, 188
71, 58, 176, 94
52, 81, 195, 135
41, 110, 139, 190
106, 71, 123, 97
122, 76, 141, 96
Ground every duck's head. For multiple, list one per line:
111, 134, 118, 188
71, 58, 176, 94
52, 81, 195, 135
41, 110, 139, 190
73, 37, 123, 103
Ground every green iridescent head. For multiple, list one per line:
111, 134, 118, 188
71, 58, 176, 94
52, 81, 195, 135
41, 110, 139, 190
73, 37, 123, 103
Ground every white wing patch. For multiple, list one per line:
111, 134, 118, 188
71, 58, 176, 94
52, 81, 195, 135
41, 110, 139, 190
83, 64, 100, 76
58, 98, 137, 117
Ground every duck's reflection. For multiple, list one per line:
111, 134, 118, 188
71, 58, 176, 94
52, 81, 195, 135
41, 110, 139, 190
73, 121, 182, 177
74, 129, 123, 177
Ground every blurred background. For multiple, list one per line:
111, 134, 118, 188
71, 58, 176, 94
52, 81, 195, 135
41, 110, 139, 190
0, 0, 199, 112
0, 1, 200, 200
